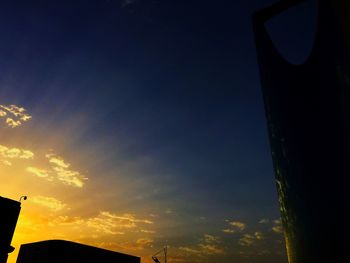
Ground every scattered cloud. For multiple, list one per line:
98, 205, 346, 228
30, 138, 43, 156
179, 234, 225, 258
259, 218, 269, 224
31, 196, 68, 212
87, 211, 153, 235
165, 208, 173, 215
222, 229, 236, 233
239, 234, 255, 246
26, 166, 51, 179
239, 232, 264, 246
140, 229, 155, 234
45, 153, 87, 188
49, 215, 84, 226
179, 247, 202, 255
0, 159, 12, 166
46, 154, 70, 168
1, 144, 34, 168
222, 220, 246, 234
254, 231, 264, 240
203, 234, 219, 244
0, 144, 34, 159
136, 238, 153, 247
0, 104, 32, 128
198, 244, 225, 255
22, 151, 86, 188
272, 219, 283, 234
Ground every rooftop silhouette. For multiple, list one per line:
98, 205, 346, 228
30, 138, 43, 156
16, 240, 140, 263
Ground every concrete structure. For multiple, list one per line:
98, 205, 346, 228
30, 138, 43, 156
253, 0, 349, 262
0, 196, 21, 263
16, 240, 140, 263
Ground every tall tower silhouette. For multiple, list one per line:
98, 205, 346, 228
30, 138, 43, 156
0, 197, 21, 263
253, 0, 349, 262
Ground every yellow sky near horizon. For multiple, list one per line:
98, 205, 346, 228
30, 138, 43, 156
1, 103, 286, 263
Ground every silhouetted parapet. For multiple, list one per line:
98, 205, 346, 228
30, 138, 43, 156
253, 0, 349, 262
16, 240, 140, 263
0, 196, 21, 263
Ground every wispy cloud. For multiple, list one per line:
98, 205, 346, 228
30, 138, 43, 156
87, 211, 153, 235
0, 159, 12, 166
26, 166, 51, 179
46, 154, 70, 168
259, 218, 269, 224
239, 231, 264, 246
25, 152, 86, 188
1, 144, 34, 167
45, 153, 87, 188
31, 196, 68, 212
222, 220, 246, 234
254, 231, 264, 240
239, 234, 255, 246
165, 208, 173, 215
0, 104, 32, 128
272, 219, 283, 233
179, 234, 225, 257
0, 144, 34, 159
136, 238, 153, 247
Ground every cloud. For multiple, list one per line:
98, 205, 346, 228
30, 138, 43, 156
136, 238, 153, 247
6, 118, 22, 128
165, 208, 173, 215
24, 152, 86, 188
272, 219, 283, 234
86, 211, 153, 235
222, 220, 246, 234
222, 229, 236, 233
179, 234, 225, 257
0, 104, 32, 128
259, 218, 269, 224
229, 221, 246, 230
26, 167, 51, 179
203, 234, 219, 244
140, 229, 155, 234
254, 231, 264, 240
0, 160, 12, 166
45, 153, 87, 188
0, 144, 34, 159
46, 154, 70, 168
53, 166, 85, 188
50, 215, 84, 226
31, 196, 68, 212
198, 244, 225, 255
179, 247, 202, 255
239, 234, 255, 246
238, 232, 264, 247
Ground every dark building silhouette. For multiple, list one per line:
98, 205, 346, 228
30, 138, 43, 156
0, 196, 21, 263
16, 240, 140, 263
253, 0, 349, 262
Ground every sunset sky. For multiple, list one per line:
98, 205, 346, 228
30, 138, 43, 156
0, 0, 316, 262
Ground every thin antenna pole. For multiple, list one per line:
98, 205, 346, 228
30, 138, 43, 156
164, 245, 167, 263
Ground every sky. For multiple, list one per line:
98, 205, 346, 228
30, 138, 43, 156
0, 0, 316, 262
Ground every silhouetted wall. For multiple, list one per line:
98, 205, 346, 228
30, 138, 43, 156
253, 0, 349, 262
0, 197, 21, 263
16, 240, 140, 263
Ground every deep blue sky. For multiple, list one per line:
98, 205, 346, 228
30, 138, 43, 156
0, 0, 317, 262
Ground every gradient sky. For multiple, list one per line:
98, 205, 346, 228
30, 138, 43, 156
0, 0, 317, 262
